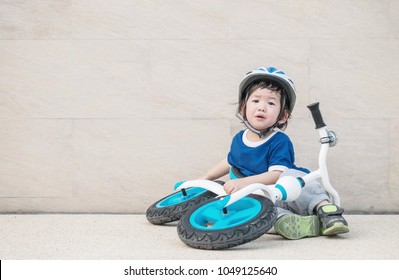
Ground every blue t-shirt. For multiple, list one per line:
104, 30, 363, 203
227, 130, 309, 177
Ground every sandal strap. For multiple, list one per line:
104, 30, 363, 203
317, 204, 344, 218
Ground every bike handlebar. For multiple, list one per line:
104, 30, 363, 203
307, 102, 326, 129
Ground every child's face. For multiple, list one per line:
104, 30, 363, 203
245, 87, 286, 132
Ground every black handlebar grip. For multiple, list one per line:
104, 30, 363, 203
307, 102, 326, 129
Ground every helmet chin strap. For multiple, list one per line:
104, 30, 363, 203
236, 113, 279, 139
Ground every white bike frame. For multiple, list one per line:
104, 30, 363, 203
176, 103, 340, 210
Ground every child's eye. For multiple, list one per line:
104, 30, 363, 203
252, 100, 259, 103
268, 102, 275, 106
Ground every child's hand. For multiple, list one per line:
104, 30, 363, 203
223, 179, 247, 195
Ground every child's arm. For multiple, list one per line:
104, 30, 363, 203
223, 170, 282, 194
199, 157, 230, 181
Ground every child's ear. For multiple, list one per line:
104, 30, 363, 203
278, 110, 289, 124
239, 104, 245, 116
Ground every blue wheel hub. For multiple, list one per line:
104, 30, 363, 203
189, 197, 262, 230
156, 187, 207, 208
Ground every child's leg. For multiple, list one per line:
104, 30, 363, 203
274, 169, 349, 239
273, 171, 321, 239
278, 169, 331, 215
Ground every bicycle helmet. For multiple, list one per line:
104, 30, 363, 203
237, 67, 297, 138
239, 67, 296, 113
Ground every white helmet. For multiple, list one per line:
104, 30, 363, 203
238, 67, 296, 113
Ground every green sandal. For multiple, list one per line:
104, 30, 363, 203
317, 204, 349, 236
274, 214, 320, 240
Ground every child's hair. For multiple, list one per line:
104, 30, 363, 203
238, 80, 292, 130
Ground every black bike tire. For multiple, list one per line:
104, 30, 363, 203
177, 194, 276, 250
146, 190, 217, 225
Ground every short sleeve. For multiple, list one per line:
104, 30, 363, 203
267, 135, 295, 172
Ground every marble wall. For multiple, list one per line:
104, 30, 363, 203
1, 0, 398, 213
